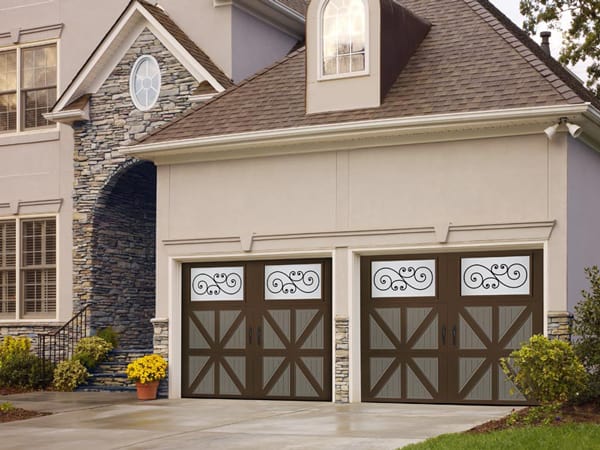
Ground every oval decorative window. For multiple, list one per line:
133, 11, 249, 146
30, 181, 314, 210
129, 55, 161, 111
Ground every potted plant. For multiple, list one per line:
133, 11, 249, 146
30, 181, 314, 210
126, 354, 167, 400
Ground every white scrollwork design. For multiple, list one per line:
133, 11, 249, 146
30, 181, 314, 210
461, 256, 530, 296
264, 264, 322, 300
371, 260, 436, 298
190, 267, 244, 301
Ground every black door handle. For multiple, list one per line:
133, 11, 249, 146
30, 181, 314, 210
442, 325, 446, 345
248, 327, 253, 345
257, 326, 262, 347
452, 325, 457, 346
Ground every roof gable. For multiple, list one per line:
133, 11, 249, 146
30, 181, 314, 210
138, 0, 599, 146
52, 0, 232, 114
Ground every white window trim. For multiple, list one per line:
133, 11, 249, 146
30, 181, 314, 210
0, 214, 58, 322
317, 0, 370, 81
0, 38, 60, 136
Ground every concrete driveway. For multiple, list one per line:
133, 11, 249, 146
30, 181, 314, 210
1, 392, 514, 449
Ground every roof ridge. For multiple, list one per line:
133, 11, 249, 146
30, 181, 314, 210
137, 47, 307, 144
465, 0, 599, 109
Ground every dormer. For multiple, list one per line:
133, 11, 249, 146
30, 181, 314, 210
306, 0, 431, 114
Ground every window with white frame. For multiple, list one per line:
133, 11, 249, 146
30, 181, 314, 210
0, 217, 56, 319
0, 43, 57, 133
321, 0, 367, 77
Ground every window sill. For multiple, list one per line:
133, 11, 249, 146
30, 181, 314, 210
318, 68, 370, 82
0, 128, 60, 147
0, 319, 60, 326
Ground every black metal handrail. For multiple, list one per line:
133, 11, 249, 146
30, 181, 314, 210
38, 304, 91, 380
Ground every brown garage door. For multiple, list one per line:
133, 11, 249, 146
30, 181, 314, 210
182, 259, 332, 400
361, 250, 542, 405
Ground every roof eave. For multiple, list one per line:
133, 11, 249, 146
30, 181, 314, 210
121, 103, 596, 165
44, 108, 90, 125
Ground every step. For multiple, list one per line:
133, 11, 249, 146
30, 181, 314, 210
77, 385, 136, 393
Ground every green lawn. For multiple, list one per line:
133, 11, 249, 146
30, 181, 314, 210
402, 423, 600, 450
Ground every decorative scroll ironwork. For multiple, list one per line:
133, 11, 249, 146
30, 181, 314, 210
191, 267, 244, 301
372, 263, 435, 298
265, 264, 322, 300
461, 256, 530, 296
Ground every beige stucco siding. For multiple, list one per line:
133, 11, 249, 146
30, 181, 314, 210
167, 152, 338, 239
161, 134, 553, 240
156, 133, 565, 308
348, 135, 549, 229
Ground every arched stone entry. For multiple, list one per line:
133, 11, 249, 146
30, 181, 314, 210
90, 161, 156, 349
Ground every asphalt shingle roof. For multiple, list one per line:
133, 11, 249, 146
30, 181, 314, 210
141, 0, 597, 144
275, 0, 309, 16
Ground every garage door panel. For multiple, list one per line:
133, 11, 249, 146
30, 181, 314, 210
363, 251, 542, 405
183, 259, 331, 401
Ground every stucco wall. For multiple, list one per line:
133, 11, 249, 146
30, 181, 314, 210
0, 0, 128, 323
162, 135, 551, 239
232, 6, 298, 82
154, 133, 568, 314
567, 137, 600, 313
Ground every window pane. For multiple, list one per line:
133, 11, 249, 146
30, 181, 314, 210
322, 0, 366, 76
23, 87, 56, 129
0, 93, 17, 132
0, 221, 16, 316
351, 53, 365, 72
22, 218, 56, 316
22, 45, 56, 89
0, 50, 16, 91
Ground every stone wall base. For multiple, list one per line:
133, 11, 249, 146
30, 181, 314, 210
0, 324, 63, 353
335, 316, 349, 403
547, 311, 573, 342
152, 318, 169, 397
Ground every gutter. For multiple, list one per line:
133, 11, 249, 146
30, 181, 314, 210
44, 108, 89, 125
122, 103, 594, 159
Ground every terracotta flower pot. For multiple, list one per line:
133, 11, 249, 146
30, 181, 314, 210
135, 380, 159, 401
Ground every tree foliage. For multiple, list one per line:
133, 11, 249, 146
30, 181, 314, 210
573, 266, 600, 399
520, 0, 600, 96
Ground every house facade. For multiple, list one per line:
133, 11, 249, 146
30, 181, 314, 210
0, 1, 303, 349
2, 0, 600, 405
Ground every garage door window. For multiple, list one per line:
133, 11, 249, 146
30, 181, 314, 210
190, 267, 244, 301
265, 264, 322, 300
461, 256, 530, 296
371, 260, 436, 298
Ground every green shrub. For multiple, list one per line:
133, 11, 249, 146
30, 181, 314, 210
0, 402, 14, 412
501, 334, 587, 405
0, 336, 31, 359
0, 336, 51, 389
73, 336, 113, 369
53, 359, 89, 391
95, 327, 120, 349
573, 266, 600, 400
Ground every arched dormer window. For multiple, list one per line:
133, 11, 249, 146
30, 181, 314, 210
321, 0, 367, 78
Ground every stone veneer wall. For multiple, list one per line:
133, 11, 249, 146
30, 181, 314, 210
72, 28, 201, 349
547, 311, 573, 342
0, 324, 62, 354
91, 162, 156, 348
152, 318, 169, 396
335, 316, 350, 403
